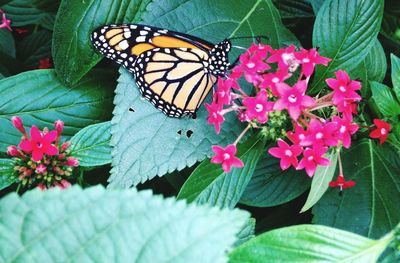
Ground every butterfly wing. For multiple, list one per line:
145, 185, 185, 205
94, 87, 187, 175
132, 47, 216, 117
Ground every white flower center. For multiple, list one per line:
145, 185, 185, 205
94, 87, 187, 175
282, 53, 292, 63
288, 94, 297, 103
307, 156, 314, 161
299, 134, 305, 140
223, 153, 231, 160
339, 85, 346, 92
340, 125, 346, 133
315, 132, 324, 139
302, 58, 310, 63
247, 62, 255, 69
255, 103, 264, 112
272, 77, 280, 83
381, 128, 387, 135
284, 150, 293, 157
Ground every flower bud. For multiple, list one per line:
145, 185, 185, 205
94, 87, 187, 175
7, 145, 20, 157
35, 164, 47, 175
54, 120, 64, 134
61, 142, 70, 151
66, 157, 79, 167
11, 116, 27, 135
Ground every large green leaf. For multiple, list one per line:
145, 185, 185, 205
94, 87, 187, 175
229, 224, 394, 262
234, 218, 256, 247
313, 140, 400, 238
0, 69, 115, 152
109, 0, 298, 188
272, 0, 314, 18
391, 54, 400, 101
371, 82, 400, 118
300, 150, 337, 212
177, 136, 265, 209
240, 152, 310, 207
69, 122, 112, 167
311, 0, 384, 92
364, 40, 387, 84
2, 0, 55, 30
109, 69, 244, 188
0, 30, 15, 58
0, 158, 15, 190
0, 186, 249, 262
16, 30, 52, 69
52, 0, 151, 86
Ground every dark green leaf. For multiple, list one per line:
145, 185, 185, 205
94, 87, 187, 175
0, 158, 15, 190
240, 152, 310, 207
313, 140, 400, 238
300, 150, 337, 212
52, 0, 152, 86
381, 12, 400, 46
308, 0, 326, 13
229, 224, 393, 262
0, 186, 249, 262
0, 69, 115, 152
364, 40, 387, 84
69, 122, 112, 167
272, 0, 314, 18
177, 136, 265, 209
311, 0, 384, 92
391, 54, 400, 101
31, 0, 60, 12
0, 30, 15, 58
371, 81, 400, 117
16, 30, 52, 69
109, 69, 245, 188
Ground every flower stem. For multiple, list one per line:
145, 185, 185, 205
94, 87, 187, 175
337, 148, 343, 176
234, 125, 251, 145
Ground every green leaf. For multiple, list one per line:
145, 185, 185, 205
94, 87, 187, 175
272, 0, 314, 19
234, 218, 256, 247
2, 0, 55, 30
0, 30, 15, 58
240, 152, 310, 207
31, 0, 60, 12
0, 158, 15, 190
69, 122, 112, 167
229, 224, 393, 262
109, 69, 245, 188
16, 30, 52, 69
177, 136, 265, 209
391, 54, 400, 101
364, 40, 387, 84
313, 140, 400, 238
0, 186, 249, 262
300, 150, 337, 213
0, 69, 115, 152
311, 0, 384, 92
371, 82, 400, 117
308, 0, 326, 14
52, 0, 152, 86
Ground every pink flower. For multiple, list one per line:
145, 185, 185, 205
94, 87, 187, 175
329, 175, 355, 190
274, 80, 316, 120
211, 144, 244, 173
11, 116, 26, 135
237, 51, 270, 85
267, 45, 298, 72
297, 146, 330, 177
287, 123, 308, 145
260, 69, 290, 95
336, 100, 358, 120
18, 125, 59, 162
331, 116, 358, 148
0, 11, 12, 31
66, 157, 79, 167
247, 43, 271, 60
35, 164, 47, 174
242, 90, 274, 124
326, 70, 361, 106
216, 77, 233, 105
7, 145, 21, 157
369, 119, 391, 144
268, 139, 302, 170
54, 120, 64, 134
294, 48, 331, 77
302, 119, 338, 147
205, 102, 224, 134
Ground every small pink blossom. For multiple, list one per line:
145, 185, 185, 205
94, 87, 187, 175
237, 51, 270, 85
11, 116, 26, 135
242, 90, 274, 124
66, 157, 79, 167
297, 146, 330, 177
369, 119, 391, 144
331, 116, 359, 148
7, 145, 21, 157
216, 77, 233, 105
260, 69, 290, 95
0, 11, 12, 31
267, 45, 298, 72
326, 70, 361, 106
302, 119, 338, 147
268, 139, 302, 170
18, 125, 59, 162
287, 123, 308, 145
295, 48, 331, 77
35, 164, 47, 174
274, 80, 316, 120
205, 102, 224, 134
56, 179, 71, 189
247, 43, 271, 59
211, 144, 244, 173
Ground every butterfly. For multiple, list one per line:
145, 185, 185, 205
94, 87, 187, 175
91, 24, 231, 118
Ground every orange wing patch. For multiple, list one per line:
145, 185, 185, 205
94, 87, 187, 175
152, 36, 201, 50
131, 43, 155, 56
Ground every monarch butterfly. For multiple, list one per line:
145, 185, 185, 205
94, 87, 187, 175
91, 24, 231, 118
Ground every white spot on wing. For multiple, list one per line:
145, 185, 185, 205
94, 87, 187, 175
119, 40, 129, 50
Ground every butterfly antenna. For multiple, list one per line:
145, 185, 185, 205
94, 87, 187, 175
232, 45, 247, 50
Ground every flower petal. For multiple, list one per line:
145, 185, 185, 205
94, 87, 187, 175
44, 130, 58, 143
46, 145, 59, 156
30, 125, 42, 141
32, 150, 43, 162
19, 140, 32, 152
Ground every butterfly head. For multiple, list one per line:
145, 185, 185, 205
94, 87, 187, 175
207, 40, 231, 76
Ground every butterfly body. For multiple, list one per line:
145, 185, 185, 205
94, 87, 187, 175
91, 24, 231, 117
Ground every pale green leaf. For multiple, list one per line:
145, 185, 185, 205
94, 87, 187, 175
391, 53, 400, 101
69, 122, 112, 167
0, 186, 249, 262
371, 82, 400, 117
0, 158, 15, 190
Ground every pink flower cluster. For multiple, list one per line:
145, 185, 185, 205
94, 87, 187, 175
7, 117, 78, 190
0, 10, 11, 31
207, 43, 392, 189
